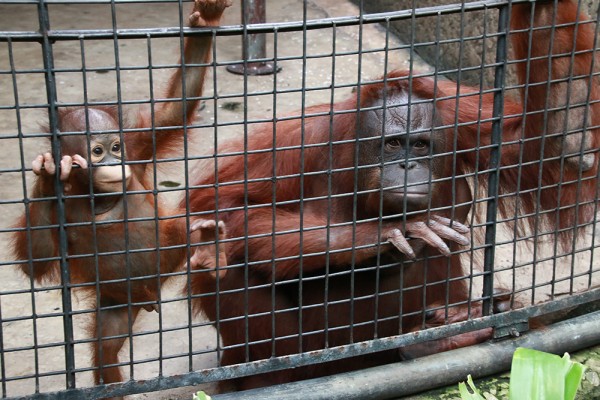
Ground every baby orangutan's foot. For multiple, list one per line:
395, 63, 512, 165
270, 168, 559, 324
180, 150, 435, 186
188, 219, 228, 278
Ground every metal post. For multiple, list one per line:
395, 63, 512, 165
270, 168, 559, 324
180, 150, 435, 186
227, 0, 281, 75
482, 3, 509, 316
37, 0, 76, 389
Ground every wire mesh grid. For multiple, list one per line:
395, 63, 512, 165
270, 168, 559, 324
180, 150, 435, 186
0, 0, 599, 398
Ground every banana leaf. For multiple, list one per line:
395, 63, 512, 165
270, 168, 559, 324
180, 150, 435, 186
460, 347, 586, 400
509, 348, 586, 400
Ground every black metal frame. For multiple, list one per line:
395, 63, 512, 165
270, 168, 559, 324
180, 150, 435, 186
0, 0, 599, 398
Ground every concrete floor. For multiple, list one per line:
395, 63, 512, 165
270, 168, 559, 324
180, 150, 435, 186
0, 0, 598, 399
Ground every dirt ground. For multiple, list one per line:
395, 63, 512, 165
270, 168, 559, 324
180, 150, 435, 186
0, 0, 598, 399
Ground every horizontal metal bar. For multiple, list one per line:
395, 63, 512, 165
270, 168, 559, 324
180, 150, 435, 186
1, 0, 191, 3
0, 0, 534, 42
212, 309, 600, 400
8, 288, 598, 399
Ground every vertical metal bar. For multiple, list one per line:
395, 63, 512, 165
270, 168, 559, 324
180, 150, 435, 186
549, 0, 570, 299
227, 0, 279, 75
349, 0, 367, 345
173, 0, 194, 374
564, 0, 589, 296
426, 10, 443, 328
210, 26, 224, 367
529, 12, 549, 305
78, 35, 105, 383
324, 20, 338, 348
445, 1, 467, 321
403, 0, 416, 333
9, 36, 41, 394
145, 32, 166, 378
530, 0, 561, 304
482, 3, 510, 316
108, 0, 133, 381
526, 0, 550, 306
584, 6, 600, 289
296, 0, 309, 354
508, 1, 535, 310
372, 17, 392, 339
240, 0, 251, 362
269, 27, 279, 357
472, 8, 489, 308
36, 0, 76, 388
0, 295, 5, 397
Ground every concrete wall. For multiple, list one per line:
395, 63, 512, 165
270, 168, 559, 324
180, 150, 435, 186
353, 0, 599, 86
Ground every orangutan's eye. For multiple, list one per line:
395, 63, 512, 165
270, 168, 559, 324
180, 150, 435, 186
385, 138, 402, 150
413, 140, 428, 150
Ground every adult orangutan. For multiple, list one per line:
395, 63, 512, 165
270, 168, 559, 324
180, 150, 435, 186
11, 0, 231, 388
189, 0, 598, 390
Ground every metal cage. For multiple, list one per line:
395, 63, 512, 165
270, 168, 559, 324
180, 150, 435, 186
0, 0, 599, 399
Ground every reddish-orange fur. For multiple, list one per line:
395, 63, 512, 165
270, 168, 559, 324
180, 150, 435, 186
187, 0, 599, 390
11, 0, 230, 391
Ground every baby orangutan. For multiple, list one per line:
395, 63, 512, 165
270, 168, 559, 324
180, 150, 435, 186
12, 0, 231, 390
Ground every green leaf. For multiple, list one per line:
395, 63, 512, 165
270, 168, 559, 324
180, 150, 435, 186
192, 391, 212, 400
459, 375, 486, 400
508, 347, 586, 400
